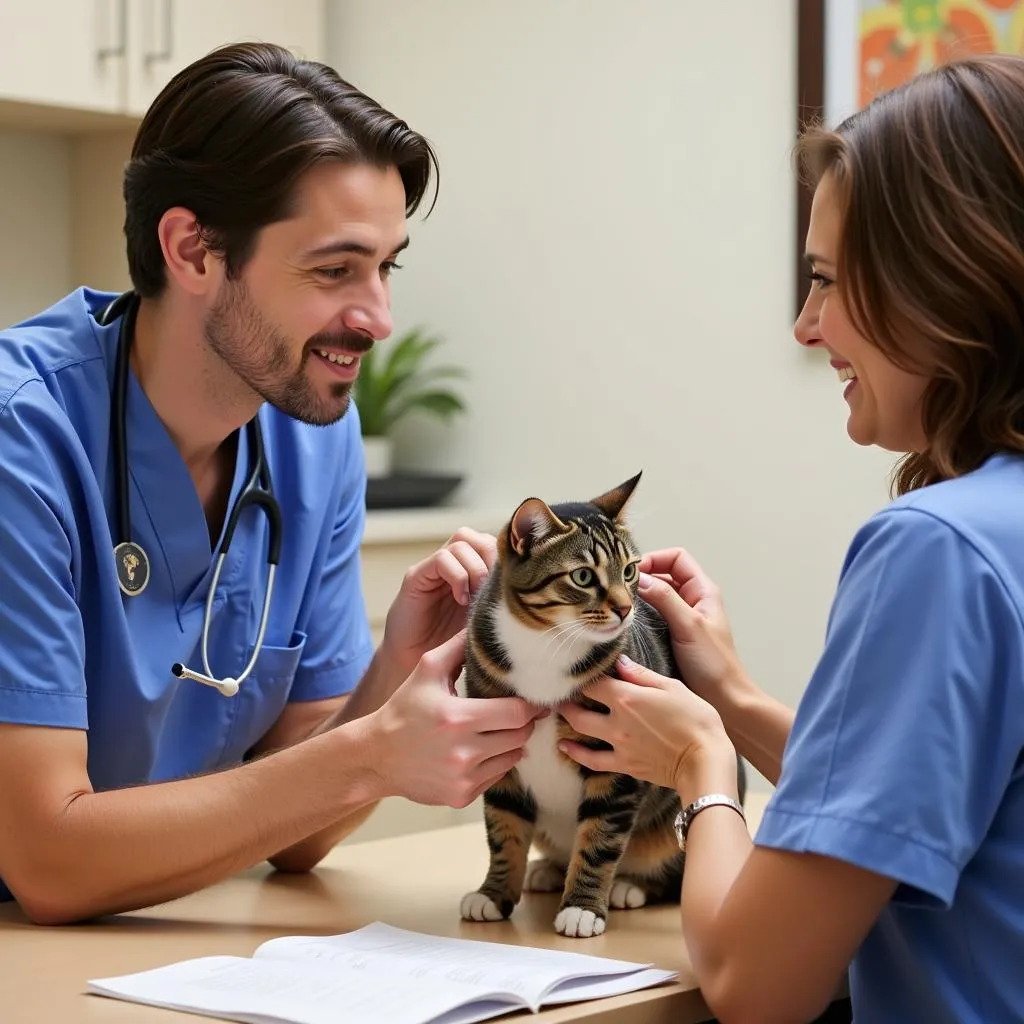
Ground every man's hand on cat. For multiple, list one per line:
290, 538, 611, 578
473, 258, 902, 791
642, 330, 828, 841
379, 527, 498, 681
557, 655, 737, 795
636, 548, 748, 704
364, 629, 547, 808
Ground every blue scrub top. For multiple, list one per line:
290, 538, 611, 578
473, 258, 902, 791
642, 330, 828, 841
0, 288, 375, 901
757, 452, 1024, 1022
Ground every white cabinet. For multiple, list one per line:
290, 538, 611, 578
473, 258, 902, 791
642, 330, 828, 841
125, 0, 324, 116
0, 0, 323, 126
0, 1, 126, 114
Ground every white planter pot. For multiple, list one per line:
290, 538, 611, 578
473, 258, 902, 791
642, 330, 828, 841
362, 435, 394, 479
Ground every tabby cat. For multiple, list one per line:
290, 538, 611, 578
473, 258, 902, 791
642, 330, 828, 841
458, 472, 746, 938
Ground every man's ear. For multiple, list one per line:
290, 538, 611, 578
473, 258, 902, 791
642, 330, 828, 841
157, 206, 221, 297
509, 498, 571, 555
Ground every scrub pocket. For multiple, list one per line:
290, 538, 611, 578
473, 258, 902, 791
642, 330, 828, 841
222, 630, 308, 764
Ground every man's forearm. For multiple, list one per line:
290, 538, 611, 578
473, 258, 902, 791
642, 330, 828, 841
265, 647, 409, 871
331, 646, 409, 726
14, 721, 381, 925
718, 673, 794, 787
266, 801, 379, 873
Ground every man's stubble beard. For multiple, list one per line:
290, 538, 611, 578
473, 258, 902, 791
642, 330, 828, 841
203, 277, 353, 427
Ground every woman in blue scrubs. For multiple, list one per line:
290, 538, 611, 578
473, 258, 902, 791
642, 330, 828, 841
0, 43, 541, 924
560, 53, 1024, 1023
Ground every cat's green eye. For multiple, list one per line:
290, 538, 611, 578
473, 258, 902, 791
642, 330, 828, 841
569, 567, 595, 588
623, 562, 639, 583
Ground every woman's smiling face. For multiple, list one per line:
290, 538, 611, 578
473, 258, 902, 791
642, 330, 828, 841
794, 171, 929, 455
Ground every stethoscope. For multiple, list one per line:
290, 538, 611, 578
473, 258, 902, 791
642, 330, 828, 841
97, 291, 283, 698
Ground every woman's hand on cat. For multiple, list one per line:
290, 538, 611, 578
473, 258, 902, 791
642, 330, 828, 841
365, 629, 546, 809
637, 548, 748, 706
557, 655, 736, 795
380, 527, 498, 680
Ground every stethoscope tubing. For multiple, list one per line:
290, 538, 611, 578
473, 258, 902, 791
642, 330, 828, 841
100, 291, 283, 697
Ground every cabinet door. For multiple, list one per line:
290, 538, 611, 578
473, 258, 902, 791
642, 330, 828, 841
0, 0, 126, 113
125, 0, 323, 116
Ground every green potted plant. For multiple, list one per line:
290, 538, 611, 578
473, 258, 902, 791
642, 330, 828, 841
354, 326, 467, 478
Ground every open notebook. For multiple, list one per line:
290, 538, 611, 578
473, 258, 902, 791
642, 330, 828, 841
87, 921, 678, 1024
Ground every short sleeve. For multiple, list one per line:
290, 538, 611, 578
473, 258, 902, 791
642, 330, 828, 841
757, 507, 1024, 908
0, 386, 88, 728
288, 410, 374, 702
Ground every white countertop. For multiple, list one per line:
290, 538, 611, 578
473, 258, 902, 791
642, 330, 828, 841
362, 506, 509, 544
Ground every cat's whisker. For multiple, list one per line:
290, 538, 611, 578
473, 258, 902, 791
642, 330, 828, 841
631, 619, 657, 670
541, 618, 591, 651
540, 619, 586, 656
551, 621, 590, 661
539, 619, 578, 640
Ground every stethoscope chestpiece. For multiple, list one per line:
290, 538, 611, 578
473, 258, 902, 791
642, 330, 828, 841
171, 661, 240, 698
114, 540, 151, 596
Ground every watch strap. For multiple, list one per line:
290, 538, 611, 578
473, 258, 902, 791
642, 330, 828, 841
674, 793, 746, 852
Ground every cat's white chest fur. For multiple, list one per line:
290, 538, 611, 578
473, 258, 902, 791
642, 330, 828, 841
491, 604, 591, 856
519, 716, 582, 855
492, 603, 591, 705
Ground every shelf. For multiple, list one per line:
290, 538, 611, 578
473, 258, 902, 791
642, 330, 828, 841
0, 97, 139, 134
362, 506, 508, 546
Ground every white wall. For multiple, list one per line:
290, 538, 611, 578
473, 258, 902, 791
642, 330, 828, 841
0, 128, 133, 329
70, 130, 135, 295
0, 130, 73, 327
327, 0, 897, 785
0, 127, 133, 333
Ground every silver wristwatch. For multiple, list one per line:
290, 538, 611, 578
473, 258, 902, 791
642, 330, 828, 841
673, 793, 746, 852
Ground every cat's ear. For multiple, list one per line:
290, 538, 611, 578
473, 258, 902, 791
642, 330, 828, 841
509, 498, 571, 556
590, 471, 642, 521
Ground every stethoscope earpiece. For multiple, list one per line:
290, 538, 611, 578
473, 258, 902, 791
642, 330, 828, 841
104, 291, 282, 700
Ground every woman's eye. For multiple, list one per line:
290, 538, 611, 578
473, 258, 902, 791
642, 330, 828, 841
570, 567, 595, 587
808, 271, 834, 289
623, 562, 638, 582
381, 260, 403, 277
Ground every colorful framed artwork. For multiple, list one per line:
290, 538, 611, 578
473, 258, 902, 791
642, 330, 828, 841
794, 0, 1024, 316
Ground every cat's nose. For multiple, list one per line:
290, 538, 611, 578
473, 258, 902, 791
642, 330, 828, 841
612, 604, 632, 622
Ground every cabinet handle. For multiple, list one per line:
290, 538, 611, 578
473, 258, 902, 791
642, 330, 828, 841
97, 0, 127, 59
144, 0, 174, 65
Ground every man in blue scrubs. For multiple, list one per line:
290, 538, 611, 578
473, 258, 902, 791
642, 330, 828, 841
0, 42, 540, 924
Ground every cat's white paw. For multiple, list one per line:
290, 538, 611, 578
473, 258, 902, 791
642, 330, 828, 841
460, 891, 505, 922
609, 879, 647, 909
554, 906, 606, 938
524, 858, 565, 893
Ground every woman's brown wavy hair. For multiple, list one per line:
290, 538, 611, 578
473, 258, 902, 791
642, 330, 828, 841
796, 53, 1024, 496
